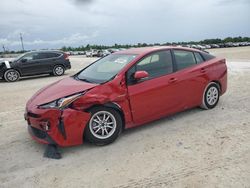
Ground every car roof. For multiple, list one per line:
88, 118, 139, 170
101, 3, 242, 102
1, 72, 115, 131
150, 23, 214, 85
116, 46, 201, 55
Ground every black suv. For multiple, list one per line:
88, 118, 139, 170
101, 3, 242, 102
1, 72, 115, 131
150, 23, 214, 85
0, 50, 71, 82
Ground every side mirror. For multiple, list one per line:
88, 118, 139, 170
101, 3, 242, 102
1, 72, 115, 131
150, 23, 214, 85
134, 71, 149, 80
21, 58, 27, 63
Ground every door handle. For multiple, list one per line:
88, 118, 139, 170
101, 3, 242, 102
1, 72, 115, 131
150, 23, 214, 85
169, 77, 177, 83
201, 68, 206, 73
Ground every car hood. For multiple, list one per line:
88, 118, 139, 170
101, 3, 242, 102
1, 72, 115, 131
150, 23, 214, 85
28, 77, 98, 107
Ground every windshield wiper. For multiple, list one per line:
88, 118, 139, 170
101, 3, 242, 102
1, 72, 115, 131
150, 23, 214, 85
80, 78, 93, 83
74, 76, 95, 83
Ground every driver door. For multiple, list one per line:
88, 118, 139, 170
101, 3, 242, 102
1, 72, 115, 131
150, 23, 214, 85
126, 50, 183, 125
18, 52, 41, 75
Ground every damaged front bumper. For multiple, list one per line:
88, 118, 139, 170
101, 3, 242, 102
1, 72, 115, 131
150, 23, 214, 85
24, 106, 91, 147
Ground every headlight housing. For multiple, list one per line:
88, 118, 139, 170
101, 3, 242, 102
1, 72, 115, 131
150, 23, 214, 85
38, 93, 83, 109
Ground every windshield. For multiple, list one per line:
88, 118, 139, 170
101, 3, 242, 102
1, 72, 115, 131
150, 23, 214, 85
76, 54, 137, 84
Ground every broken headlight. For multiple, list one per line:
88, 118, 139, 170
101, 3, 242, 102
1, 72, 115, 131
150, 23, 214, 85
38, 93, 83, 109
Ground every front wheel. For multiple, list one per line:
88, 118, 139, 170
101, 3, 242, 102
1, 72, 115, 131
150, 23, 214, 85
85, 107, 122, 145
53, 65, 65, 76
4, 69, 20, 82
201, 82, 220, 109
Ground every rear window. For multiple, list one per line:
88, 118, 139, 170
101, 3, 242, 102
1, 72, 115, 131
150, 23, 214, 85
201, 52, 215, 61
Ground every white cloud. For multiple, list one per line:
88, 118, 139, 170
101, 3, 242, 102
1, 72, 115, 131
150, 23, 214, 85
0, 0, 249, 50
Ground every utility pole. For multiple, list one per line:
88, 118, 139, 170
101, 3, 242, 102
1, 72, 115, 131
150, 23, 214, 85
2, 45, 6, 53
20, 33, 24, 52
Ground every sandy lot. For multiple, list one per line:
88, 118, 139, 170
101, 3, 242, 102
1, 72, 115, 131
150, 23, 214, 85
0, 47, 250, 188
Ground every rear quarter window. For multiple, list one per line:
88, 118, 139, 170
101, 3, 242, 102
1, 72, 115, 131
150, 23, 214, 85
45, 52, 62, 58
201, 52, 215, 61
194, 52, 204, 64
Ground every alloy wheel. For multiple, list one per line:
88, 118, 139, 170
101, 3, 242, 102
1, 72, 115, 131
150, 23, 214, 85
54, 66, 64, 75
206, 86, 219, 106
5, 70, 20, 82
89, 111, 117, 139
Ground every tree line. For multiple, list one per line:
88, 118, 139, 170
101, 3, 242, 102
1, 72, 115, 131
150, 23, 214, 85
1, 36, 249, 54
60, 36, 250, 52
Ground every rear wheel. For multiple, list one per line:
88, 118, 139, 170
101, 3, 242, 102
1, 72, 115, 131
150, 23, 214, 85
201, 82, 220, 109
85, 107, 122, 145
4, 69, 20, 82
53, 65, 65, 76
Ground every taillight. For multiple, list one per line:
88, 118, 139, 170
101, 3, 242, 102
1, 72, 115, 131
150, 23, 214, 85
63, 53, 69, 60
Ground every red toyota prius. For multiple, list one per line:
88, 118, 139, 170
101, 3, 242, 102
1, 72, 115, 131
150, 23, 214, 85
25, 46, 227, 147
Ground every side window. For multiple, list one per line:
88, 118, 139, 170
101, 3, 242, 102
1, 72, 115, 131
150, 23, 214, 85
126, 50, 173, 84
173, 50, 196, 70
138, 56, 151, 65
46, 52, 61, 58
55, 53, 62, 58
151, 54, 159, 63
36, 52, 62, 60
201, 52, 215, 61
194, 52, 204, 64
36, 53, 48, 60
32, 53, 40, 60
21, 53, 39, 61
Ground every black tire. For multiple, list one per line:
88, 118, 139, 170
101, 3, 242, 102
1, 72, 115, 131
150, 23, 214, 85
201, 82, 220, 109
84, 107, 122, 145
53, 65, 65, 76
4, 69, 20, 82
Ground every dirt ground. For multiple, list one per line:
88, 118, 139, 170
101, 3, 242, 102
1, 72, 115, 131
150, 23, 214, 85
0, 47, 250, 188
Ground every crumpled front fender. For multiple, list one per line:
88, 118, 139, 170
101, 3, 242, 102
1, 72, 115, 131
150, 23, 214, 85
59, 108, 91, 146
72, 76, 133, 128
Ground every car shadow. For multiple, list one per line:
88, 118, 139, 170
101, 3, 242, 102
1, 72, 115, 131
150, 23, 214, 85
60, 107, 204, 158
122, 108, 203, 136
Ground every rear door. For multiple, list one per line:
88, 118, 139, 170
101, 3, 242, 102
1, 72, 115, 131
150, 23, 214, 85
37, 52, 61, 72
126, 50, 184, 124
172, 50, 207, 108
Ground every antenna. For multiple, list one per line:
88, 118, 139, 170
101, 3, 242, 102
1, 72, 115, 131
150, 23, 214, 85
20, 33, 24, 52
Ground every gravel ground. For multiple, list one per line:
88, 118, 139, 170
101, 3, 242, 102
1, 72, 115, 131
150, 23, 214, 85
0, 47, 250, 188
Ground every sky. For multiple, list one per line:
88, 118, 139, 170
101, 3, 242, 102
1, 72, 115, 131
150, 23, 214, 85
0, 0, 249, 51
